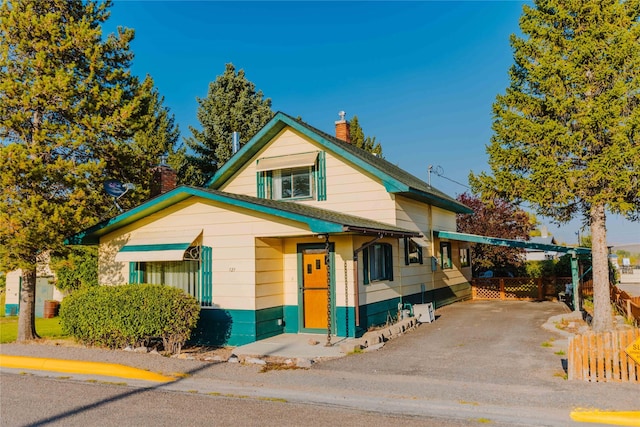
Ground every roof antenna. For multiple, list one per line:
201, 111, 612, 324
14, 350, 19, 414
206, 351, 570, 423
103, 179, 135, 212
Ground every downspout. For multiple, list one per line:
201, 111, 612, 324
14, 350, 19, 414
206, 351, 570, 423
353, 235, 384, 328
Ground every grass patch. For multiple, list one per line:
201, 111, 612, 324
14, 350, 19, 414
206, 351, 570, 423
554, 350, 565, 356
553, 371, 568, 380
475, 418, 492, 424
541, 338, 555, 348
0, 316, 68, 343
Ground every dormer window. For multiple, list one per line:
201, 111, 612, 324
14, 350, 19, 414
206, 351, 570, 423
256, 151, 326, 201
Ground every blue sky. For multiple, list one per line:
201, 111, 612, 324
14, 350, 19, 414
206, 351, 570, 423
106, 1, 638, 246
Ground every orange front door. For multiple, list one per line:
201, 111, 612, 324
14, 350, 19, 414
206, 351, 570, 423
302, 251, 328, 329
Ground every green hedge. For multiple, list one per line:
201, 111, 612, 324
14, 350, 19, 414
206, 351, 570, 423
60, 284, 200, 353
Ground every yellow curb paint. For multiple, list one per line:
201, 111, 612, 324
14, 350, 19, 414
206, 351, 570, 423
0, 354, 174, 383
570, 410, 640, 426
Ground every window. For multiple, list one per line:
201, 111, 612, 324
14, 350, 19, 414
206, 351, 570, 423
404, 238, 423, 265
440, 242, 452, 269
363, 243, 393, 284
459, 247, 470, 267
130, 246, 212, 307
257, 151, 326, 201
273, 167, 313, 199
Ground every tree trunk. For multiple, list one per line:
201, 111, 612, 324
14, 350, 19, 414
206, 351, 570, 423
590, 203, 613, 332
17, 269, 39, 341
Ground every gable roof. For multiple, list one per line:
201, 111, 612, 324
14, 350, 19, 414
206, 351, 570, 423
206, 112, 472, 214
66, 186, 420, 245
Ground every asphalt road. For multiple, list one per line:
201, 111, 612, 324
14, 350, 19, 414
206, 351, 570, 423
2, 300, 639, 426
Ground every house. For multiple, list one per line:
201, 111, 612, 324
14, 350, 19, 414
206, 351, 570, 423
67, 112, 473, 346
4, 253, 63, 317
525, 227, 559, 261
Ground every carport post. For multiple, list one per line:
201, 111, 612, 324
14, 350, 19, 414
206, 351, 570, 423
570, 251, 580, 312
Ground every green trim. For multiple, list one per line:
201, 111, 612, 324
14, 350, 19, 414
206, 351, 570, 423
119, 243, 190, 252
434, 230, 591, 254
129, 262, 143, 284
200, 246, 212, 306
440, 241, 452, 269
317, 151, 326, 201
257, 172, 265, 198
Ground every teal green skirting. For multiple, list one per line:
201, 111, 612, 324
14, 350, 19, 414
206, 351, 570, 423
356, 282, 471, 336
283, 305, 299, 333
190, 306, 285, 347
189, 283, 470, 346
4, 304, 19, 317
256, 306, 284, 341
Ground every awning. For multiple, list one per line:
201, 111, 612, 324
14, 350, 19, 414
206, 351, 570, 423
115, 229, 202, 262
433, 230, 591, 254
410, 236, 430, 247
256, 151, 319, 172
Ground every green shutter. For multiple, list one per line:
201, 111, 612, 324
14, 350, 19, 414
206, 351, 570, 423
404, 238, 409, 265
385, 244, 393, 281
200, 246, 212, 306
363, 248, 369, 285
129, 262, 143, 284
317, 151, 326, 201
257, 172, 265, 198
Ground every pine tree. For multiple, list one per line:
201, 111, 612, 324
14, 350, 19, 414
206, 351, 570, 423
349, 115, 383, 156
122, 76, 186, 207
0, 0, 148, 340
471, 0, 640, 332
184, 63, 274, 185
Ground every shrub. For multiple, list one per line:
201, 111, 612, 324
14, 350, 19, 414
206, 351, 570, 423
60, 284, 200, 354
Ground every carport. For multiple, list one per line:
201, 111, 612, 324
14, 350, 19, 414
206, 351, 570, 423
434, 230, 592, 311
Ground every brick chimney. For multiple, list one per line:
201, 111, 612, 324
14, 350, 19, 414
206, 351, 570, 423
150, 156, 177, 197
335, 110, 351, 143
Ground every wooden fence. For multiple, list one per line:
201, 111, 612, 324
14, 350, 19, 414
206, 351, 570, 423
580, 280, 640, 326
471, 277, 571, 301
568, 329, 640, 383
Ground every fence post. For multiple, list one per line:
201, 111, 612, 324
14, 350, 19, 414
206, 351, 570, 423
537, 278, 543, 301
500, 279, 505, 300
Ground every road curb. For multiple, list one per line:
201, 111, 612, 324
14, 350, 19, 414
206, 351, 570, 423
0, 354, 175, 382
570, 409, 640, 426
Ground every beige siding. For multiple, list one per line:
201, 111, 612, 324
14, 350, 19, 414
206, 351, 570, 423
219, 127, 397, 225
432, 206, 456, 232
99, 197, 317, 310
255, 238, 284, 310
433, 239, 471, 289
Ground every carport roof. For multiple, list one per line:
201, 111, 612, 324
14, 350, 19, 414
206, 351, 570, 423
434, 230, 591, 255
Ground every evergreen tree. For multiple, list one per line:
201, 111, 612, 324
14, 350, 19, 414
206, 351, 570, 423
184, 63, 274, 185
122, 76, 186, 207
456, 193, 534, 276
349, 115, 383, 156
471, 0, 640, 331
0, 0, 148, 340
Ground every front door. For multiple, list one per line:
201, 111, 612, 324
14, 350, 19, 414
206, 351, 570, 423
302, 250, 328, 329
